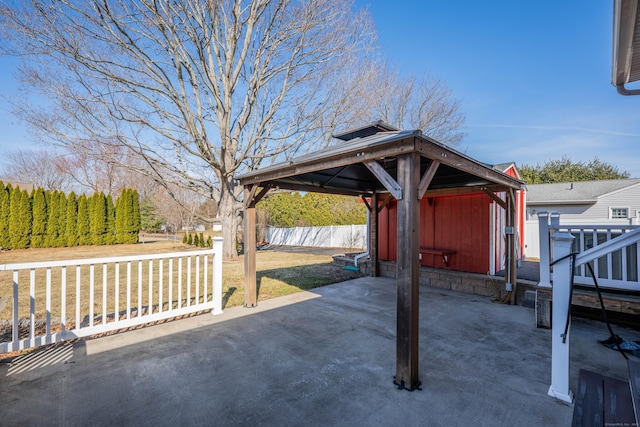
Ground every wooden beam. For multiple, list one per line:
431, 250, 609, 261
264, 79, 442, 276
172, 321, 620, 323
417, 160, 440, 200
370, 193, 379, 277
244, 184, 258, 209
394, 152, 421, 391
240, 144, 414, 186
377, 194, 393, 213
416, 138, 523, 190
252, 185, 271, 206
422, 184, 508, 198
481, 187, 507, 209
243, 187, 257, 308
363, 161, 403, 200
256, 181, 367, 197
361, 196, 371, 212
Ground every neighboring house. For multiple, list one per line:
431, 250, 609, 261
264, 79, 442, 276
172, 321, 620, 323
526, 178, 640, 224
524, 178, 640, 258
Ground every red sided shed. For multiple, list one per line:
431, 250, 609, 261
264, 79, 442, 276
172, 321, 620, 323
377, 166, 526, 275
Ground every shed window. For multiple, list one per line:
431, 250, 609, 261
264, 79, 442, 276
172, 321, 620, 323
610, 207, 629, 219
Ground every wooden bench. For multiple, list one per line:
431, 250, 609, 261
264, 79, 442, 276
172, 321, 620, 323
419, 248, 456, 268
572, 360, 640, 427
572, 369, 634, 426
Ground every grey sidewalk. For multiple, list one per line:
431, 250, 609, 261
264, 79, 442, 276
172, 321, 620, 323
1, 277, 638, 426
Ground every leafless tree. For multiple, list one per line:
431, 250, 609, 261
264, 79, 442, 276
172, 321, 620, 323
356, 64, 466, 146
0, 0, 375, 257
1, 149, 75, 192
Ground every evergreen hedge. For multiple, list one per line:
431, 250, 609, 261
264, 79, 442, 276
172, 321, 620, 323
0, 183, 141, 250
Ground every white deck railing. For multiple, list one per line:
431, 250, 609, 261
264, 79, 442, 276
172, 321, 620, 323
538, 212, 639, 291
542, 216, 640, 403
0, 238, 223, 354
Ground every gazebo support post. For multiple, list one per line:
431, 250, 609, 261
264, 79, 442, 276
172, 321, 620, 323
506, 189, 518, 305
244, 187, 258, 308
369, 192, 379, 277
394, 152, 421, 391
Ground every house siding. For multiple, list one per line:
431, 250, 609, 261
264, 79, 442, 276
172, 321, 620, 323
591, 184, 640, 220
529, 184, 640, 223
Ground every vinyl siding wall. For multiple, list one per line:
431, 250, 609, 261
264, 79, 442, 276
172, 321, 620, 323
528, 184, 640, 223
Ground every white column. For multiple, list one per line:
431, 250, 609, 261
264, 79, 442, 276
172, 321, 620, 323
212, 237, 224, 315
537, 212, 551, 288
547, 232, 575, 403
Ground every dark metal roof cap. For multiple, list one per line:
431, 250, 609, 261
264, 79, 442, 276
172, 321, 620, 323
332, 120, 399, 141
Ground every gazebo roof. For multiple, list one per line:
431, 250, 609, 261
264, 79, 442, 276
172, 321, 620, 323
238, 128, 524, 197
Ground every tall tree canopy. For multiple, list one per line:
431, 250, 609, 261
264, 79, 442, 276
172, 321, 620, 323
0, 0, 465, 257
519, 156, 631, 184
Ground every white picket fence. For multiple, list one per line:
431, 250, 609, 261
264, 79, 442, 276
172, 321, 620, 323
265, 224, 366, 248
0, 238, 223, 354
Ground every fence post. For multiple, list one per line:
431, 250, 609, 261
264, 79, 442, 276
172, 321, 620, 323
537, 212, 551, 288
547, 232, 575, 403
212, 237, 224, 315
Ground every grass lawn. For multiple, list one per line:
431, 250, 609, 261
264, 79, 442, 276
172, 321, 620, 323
0, 240, 363, 323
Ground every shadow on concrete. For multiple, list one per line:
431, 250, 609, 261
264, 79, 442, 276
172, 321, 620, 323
1, 277, 638, 425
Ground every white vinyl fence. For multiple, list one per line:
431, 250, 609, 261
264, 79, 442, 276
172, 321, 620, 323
0, 238, 223, 354
266, 225, 366, 248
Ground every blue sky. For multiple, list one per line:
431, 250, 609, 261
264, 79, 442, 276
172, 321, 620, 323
1, 1, 639, 178
355, 0, 640, 178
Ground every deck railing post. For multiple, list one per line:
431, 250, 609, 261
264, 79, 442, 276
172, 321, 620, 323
212, 237, 224, 315
548, 232, 575, 403
537, 212, 551, 288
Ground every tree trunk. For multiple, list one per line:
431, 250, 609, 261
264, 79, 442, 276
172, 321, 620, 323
218, 182, 239, 259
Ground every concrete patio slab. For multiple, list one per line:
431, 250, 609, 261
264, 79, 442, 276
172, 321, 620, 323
1, 277, 638, 426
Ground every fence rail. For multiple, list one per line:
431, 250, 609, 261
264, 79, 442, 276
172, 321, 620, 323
538, 212, 639, 291
0, 238, 223, 354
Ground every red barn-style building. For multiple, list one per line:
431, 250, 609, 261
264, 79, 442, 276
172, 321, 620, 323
377, 162, 525, 275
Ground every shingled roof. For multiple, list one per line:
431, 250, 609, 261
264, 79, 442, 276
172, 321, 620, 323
526, 178, 640, 204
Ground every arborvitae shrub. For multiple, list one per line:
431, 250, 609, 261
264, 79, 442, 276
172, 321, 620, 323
206, 236, 212, 247
31, 187, 47, 248
0, 184, 10, 249
105, 195, 116, 244
182, 233, 188, 244
77, 195, 91, 246
66, 192, 78, 247
187, 233, 193, 245
44, 190, 59, 247
199, 232, 205, 247
56, 191, 67, 247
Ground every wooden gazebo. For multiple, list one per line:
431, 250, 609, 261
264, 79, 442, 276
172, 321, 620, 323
237, 122, 524, 391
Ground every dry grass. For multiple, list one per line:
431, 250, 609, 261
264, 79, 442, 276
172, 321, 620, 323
0, 240, 362, 323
